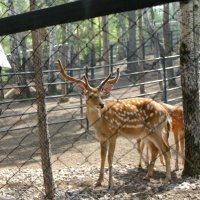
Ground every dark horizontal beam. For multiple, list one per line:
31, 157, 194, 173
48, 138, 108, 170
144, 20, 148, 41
0, 0, 180, 36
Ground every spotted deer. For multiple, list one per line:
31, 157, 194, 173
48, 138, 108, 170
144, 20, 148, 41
161, 103, 184, 170
55, 59, 171, 188
137, 103, 184, 171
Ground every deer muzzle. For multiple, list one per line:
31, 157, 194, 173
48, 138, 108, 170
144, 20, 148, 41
99, 100, 104, 109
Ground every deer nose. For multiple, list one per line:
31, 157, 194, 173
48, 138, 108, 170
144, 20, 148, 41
99, 101, 104, 109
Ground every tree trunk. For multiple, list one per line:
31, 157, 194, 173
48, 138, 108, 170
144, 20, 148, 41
163, 4, 177, 88
143, 8, 165, 95
90, 20, 96, 83
138, 9, 145, 94
30, 1, 55, 199
46, 0, 57, 95
19, 32, 31, 98
180, 0, 200, 176
117, 14, 127, 61
102, 16, 110, 76
127, 10, 138, 81
60, 24, 68, 95
47, 26, 57, 95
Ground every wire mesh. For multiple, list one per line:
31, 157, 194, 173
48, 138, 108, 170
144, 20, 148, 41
0, 1, 200, 200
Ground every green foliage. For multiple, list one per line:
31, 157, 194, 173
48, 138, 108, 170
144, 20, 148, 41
1, 68, 8, 82
0, 1, 181, 68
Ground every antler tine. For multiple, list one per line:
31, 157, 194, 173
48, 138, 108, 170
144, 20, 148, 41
97, 68, 120, 91
97, 73, 112, 91
107, 68, 120, 85
83, 75, 96, 91
55, 59, 87, 89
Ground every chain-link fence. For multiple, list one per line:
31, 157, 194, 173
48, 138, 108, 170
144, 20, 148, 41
0, 0, 200, 199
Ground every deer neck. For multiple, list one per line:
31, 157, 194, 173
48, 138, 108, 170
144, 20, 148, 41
86, 105, 102, 127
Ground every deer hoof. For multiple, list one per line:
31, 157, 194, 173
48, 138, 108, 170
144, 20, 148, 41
108, 185, 115, 191
162, 177, 171, 184
143, 175, 151, 181
94, 181, 102, 188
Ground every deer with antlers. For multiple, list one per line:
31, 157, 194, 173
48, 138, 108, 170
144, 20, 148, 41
55, 59, 171, 188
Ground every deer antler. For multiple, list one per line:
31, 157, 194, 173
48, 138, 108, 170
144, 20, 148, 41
55, 59, 87, 89
56, 59, 120, 92
107, 68, 120, 85
97, 68, 120, 91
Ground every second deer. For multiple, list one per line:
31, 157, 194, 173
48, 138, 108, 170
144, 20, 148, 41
137, 103, 184, 171
56, 59, 171, 188
161, 103, 184, 170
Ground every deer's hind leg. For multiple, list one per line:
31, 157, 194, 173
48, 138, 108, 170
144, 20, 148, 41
146, 132, 171, 183
179, 134, 185, 166
173, 130, 180, 170
143, 140, 159, 180
137, 139, 149, 168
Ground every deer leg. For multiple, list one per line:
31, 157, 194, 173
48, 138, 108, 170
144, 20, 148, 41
137, 139, 143, 168
96, 140, 108, 187
159, 151, 165, 166
108, 138, 116, 189
147, 133, 171, 183
143, 141, 158, 180
158, 136, 171, 183
137, 139, 149, 167
146, 145, 149, 166
162, 146, 171, 183
173, 131, 179, 170
180, 134, 185, 166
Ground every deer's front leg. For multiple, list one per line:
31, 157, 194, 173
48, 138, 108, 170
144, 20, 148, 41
108, 138, 116, 189
136, 139, 143, 168
95, 140, 108, 187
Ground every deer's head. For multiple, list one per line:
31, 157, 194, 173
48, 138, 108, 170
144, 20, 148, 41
55, 59, 120, 109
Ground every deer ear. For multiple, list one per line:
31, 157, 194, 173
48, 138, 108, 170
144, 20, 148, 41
101, 83, 113, 95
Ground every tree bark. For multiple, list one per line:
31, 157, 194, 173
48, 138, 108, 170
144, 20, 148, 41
138, 9, 145, 94
127, 10, 138, 81
47, 25, 57, 95
60, 24, 68, 95
163, 4, 177, 88
180, 0, 200, 177
117, 14, 127, 61
102, 16, 110, 76
46, 0, 57, 95
30, 1, 55, 199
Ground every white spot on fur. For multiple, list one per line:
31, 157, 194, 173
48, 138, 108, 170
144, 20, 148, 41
123, 124, 144, 129
150, 112, 154, 117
